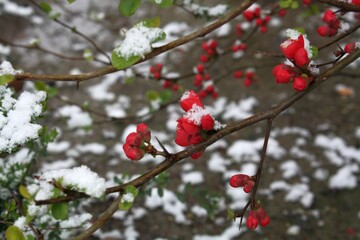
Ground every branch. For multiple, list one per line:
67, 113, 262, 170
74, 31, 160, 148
319, 0, 360, 12
26, 0, 111, 63
35, 48, 360, 206
0, 38, 110, 65
15, 0, 257, 82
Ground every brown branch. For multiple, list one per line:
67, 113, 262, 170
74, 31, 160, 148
0, 38, 110, 65
319, 0, 360, 12
250, 118, 273, 209
26, 0, 111, 63
68, 48, 360, 240
318, 22, 360, 51
35, 48, 360, 206
15, 0, 257, 82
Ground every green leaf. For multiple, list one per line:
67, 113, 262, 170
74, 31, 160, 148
51, 203, 68, 220
294, 27, 305, 35
26, 235, 36, 240
227, 208, 235, 221
125, 185, 139, 197
111, 50, 141, 70
67, 0, 76, 4
310, 45, 318, 58
83, 49, 93, 61
5, 226, 26, 240
146, 90, 159, 101
118, 0, 142, 17
138, 17, 161, 28
39, 2, 52, 14
19, 185, 32, 200
0, 74, 14, 86
291, 1, 299, 9
278, 0, 291, 8
159, 90, 172, 103
118, 200, 133, 211
151, 0, 174, 8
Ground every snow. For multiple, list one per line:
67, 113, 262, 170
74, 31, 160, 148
14, 216, 27, 231
207, 153, 229, 173
222, 97, 258, 120
227, 138, 285, 162
115, 23, 164, 59
2, 0, 33, 16
0, 61, 21, 76
191, 205, 207, 217
60, 213, 92, 228
287, 225, 300, 235
285, 183, 314, 208
193, 218, 244, 239
145, 188, 189, 224
328, 165, 358, 189
76, 143, 106, 154
181, 171, 204, 184
56, 105, 92, 129
40, 165, 106, 198
280, 160, 300, 179
0, 87, 46, 153
47, 141, 71, 153
41, 158, 76, 171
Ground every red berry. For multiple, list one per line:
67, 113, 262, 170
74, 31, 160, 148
198, 90, 207, 98
207, 49, 216, 56
255, 18, 263, 26
200, 114, 214, 131
243, 180, 254, 193
303, 0, 311, 6
259, 214, 270, 226
278, 9, 287, 17
244, 78, 252, 87
204, 73, 211, 81
191, 151, 203, 160
323, 9, 336, 24
236, 24, 242, 37
137, 123, 151, 142
344, 42, 357, 54
254, 7, 261, 18
243, 10, 255, 22
353, 0, 360, 6
246, 211, 259, 229
232, 44, 240, 52
200, 54, 209, 62
229, 174, 250, 188
294, 48, 309, 67
126, 132, 143, 147
196, 64, 205, 73
208, 40, 218, 49
202, 42, 209, 51
172, 84, 180, 91
239, 43, 247, 51
212, 91, 219, 99
280, 35, 305, 59
162, 80, 172, 88
233, 71, 243, 78
293, 76, 309, 91
180, 90, 204, 112
206, 85, 214, 93
153, 72, 161, 80
246, 71, 254, 79
260, 26, 267, 33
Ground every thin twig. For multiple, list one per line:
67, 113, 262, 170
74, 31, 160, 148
15, 0, 257, 82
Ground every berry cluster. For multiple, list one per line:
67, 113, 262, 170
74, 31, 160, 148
231, 40, 247, 54
233, 70, 256, 87
353, 0, 360, 6
273, 30, 316, 92
317, 10, 340, 37
344, 42, 359, 54
200, 39, 218, 63
175, 91, 221, 159
229, 174, 255, 193
246, 206, 270, 229
243, 5, 271, 33
193, 63, 219, 99
229, 174, 270, 229
149, 63, 180, 91
123, 123, 151, 161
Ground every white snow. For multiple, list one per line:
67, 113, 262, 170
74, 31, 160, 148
56, 105, 92, 129
181, 171, 204, 184
0, 87, 46, 153
76, 143, 106, 154
40, 165, 106, 198
47, 141, 71, 153
328, 164, 358, 189
145, 188, 189, 224
287, 225, 300, 235
280, 160, 300, 179
115, 23, 164, 59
